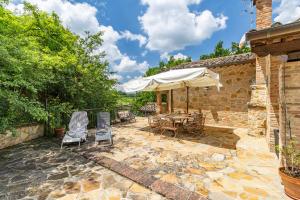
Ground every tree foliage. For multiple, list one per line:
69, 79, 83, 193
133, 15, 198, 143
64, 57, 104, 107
0, 4, 117, 133
200, 41, 251, 60
145, 56, 192, 77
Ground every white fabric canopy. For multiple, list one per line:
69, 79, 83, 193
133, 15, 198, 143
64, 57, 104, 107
120, 67, 222, 93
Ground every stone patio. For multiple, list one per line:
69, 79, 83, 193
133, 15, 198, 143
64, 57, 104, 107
0, 138, 164, 200
80, 117, 289, 200
0, 117, 290, 200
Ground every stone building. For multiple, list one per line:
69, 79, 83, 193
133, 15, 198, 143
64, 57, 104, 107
155, 0, 300, 152
247, 0, 300, 151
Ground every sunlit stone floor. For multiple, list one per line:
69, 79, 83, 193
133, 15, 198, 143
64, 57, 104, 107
0, 137, 164, 200
0, 117, 290, 200
85, 117, 289, 200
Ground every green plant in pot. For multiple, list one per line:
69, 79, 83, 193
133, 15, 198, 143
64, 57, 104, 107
48, 100, 73, 138
51, 114, 65, 138
277, 138, 300, 199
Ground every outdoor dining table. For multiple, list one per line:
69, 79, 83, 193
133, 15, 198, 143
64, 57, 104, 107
159, 114, 194, 128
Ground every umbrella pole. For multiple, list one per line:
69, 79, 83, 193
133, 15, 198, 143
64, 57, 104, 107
186, 86, 189, 114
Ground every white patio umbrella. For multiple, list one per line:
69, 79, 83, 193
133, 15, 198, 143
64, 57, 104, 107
121, 67, 222, 93
121, 67, 222, 113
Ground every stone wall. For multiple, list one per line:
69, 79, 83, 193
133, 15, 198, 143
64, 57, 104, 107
280, 61, 300, 149
0, 124, 44, 149
172, 63, 256, 128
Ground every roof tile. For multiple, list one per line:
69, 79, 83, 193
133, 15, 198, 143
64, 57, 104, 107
171, 53, 255, 70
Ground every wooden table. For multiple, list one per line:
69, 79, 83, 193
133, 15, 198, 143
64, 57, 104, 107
167, 114, 193, 125
157, 114, 194, 137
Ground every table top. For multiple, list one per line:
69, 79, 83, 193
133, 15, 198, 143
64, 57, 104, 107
158, 114, 193, 120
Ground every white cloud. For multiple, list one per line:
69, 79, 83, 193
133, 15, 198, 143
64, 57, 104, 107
160, 52, 188, 60
98, 25, 122, 63
160, 52, 169, 60
113, 56, 149, 73
109, 73, 123, 81
139, 0, 227, 53
6, 0, 149, 81
141, 50, 148, 57
6, 2, 24, 15
173, 53, 188, 60
121, 30, 147, 47
8, 0, 100, 36
274, 0, 300, 24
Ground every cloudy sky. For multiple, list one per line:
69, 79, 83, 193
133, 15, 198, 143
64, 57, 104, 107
6, 0, 300, 83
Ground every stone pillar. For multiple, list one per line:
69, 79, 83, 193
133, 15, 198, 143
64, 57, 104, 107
248, 0, 272, 138
248, 56, 268, 137
256, 56, 267, 85
265, 56, 283, 151
168, 90, 172, 113
248, 85, 267, 137
156, 91, 162, 114
166, 92, 169, 113
279, 63, 286, 150
254, 0, 272, 30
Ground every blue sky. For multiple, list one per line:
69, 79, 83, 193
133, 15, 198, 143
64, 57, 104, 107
7, 0, 300, 83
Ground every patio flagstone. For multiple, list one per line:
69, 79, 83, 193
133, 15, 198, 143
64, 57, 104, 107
0, 117, 293, 200
0, 138, 165, 200
79, 117, 290, 200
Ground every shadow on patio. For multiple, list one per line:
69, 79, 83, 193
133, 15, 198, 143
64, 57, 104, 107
140, 125, 240, 150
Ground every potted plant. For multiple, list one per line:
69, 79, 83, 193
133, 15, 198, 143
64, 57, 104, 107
53, 116, 65, 138
48, 100, 72, 138
278, 138, 300, 199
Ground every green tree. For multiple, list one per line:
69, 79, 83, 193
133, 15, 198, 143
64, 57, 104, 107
145, 56, 192, 77
0, 4, 118, 133
200, 41, 251, 60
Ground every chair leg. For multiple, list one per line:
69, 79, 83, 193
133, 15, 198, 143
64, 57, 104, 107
174, 130, 178, 138
149, 127, 154, 136
78, 141, 81, 148
160, 129, 166, 136
61, 142, 64, 149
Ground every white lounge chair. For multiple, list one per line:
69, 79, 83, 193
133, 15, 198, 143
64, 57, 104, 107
61, 111, 89, 148
95, 112, 113, 146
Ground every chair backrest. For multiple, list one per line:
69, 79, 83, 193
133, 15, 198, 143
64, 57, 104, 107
195, 113, 205, 128
97, 112, 110, 129
117, 110, 129, 119
148, 115, 158, 125
68, 111, 89, 131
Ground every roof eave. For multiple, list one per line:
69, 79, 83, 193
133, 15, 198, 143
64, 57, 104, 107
246, 21, 300, 42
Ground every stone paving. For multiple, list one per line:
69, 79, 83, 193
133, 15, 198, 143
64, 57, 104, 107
79, 117, 289, 200
0, 117, 291, 200
0, 138, 164, 200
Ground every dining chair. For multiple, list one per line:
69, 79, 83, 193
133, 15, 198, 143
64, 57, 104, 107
159, 117, 178, 138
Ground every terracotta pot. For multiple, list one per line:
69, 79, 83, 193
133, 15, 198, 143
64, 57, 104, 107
279, 167, 300, 200
54, 128, 65, 138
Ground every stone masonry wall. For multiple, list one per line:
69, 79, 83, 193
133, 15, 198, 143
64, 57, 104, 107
280, 61, 300, 149
0, 124, 44, 149
173, 63, 256, 128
